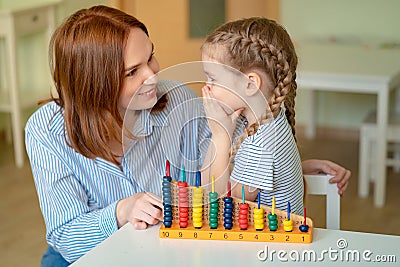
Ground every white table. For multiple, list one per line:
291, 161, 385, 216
0, 1, 59, 168
296, 42, 400, 207
72, 223, 399, 266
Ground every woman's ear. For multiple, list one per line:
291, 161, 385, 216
246, 72, 262, 96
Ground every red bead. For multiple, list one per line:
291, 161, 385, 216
238, 218, 248, 224
179, 222, 188, 228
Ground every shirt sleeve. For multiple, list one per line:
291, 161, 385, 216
25, 129, 119, 263
230, 141, 274, 191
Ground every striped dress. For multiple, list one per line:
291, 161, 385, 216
230, 109, 304, 215
25, 80, 210, 263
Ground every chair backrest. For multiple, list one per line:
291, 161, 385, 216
304, 174, 340, 230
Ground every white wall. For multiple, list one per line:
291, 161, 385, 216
281, 0, 400, 130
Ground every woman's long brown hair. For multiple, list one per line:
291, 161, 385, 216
46, 5, 167, 165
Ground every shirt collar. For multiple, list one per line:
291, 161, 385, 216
132, 107, 169, 136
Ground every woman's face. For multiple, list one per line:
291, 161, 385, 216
119, 28, 160, 111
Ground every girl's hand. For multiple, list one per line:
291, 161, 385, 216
302, 159, 351, 196
202, 85, 243, 139
116, 192, 163, 230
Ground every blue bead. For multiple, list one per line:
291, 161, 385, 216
223, 197, 233, 203
224, 208, 233, 214
224, 212, 233, 218
164, 216, 173, 221
224, 223, 233, 229
224, 202, 234, 209
162, 181, 171, 187
164, 221, 172, 228
224, 217, 233, 223
163, 205, 172, 211
164, 211, 172, 217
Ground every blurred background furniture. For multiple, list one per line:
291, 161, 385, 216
358, 110, 400, 201
0, 1, 58, 168
296, 41, 400, 207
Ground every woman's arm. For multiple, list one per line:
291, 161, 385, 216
26, 131, 162, 263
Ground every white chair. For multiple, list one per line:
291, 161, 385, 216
358, 111, 400, 200
304, 174, 340, 230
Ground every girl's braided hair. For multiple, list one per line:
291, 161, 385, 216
202, 17, 298, 165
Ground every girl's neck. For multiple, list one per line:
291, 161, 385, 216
241, 93, 273, 127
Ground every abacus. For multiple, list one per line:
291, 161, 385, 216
160, 161, 313, 243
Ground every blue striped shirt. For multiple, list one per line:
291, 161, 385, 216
25, 80, 210, 263
230, 109, 304, 215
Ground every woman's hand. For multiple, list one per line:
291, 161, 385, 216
116, 192, 163, 230
302, 159, 351, 196
202, 85, 243, 140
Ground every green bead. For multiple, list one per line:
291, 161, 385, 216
267, 214, 277, 220
269, 219, 278, 226
210, 202, 219, 208
269, 224, 278, 231
210, 222, 218, 229
209, 217, 218, 223
210, 207, 219, 213
209, 192, 218, 199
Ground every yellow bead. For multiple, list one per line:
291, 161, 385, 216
253, 213, 264, 220
283, 219, 293, 232
193, 222, 203, 228
253, 208, 264, 214
193, 207, 203, 213
254, 223, 264, 230
193, 217, 203, 223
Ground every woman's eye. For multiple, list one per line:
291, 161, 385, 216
207, 77, 215, 83
126, 68, 137, 77
148, 52, 155, 63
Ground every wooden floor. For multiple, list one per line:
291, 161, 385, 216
0, 130, 399, 266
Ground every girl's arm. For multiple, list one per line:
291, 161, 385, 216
231, 181, 259, 201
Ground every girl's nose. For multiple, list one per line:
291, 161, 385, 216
144, 72, 158, 86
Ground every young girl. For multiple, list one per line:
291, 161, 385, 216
25, 6, 210, 265
201, 17, 304, 214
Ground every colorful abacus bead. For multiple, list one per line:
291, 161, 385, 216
253, 207, 264, 231
209, 192, 219, 229
162, 176, 172, 228
283, 219, 293, 232
299, 224, 309, 232
238, 203, 249, 230
178, 181, 189, 228
192, 186, 203, 229
267, 213, 278, 231
223, 197, 233, 230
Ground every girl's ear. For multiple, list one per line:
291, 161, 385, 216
246, 72, 262, 96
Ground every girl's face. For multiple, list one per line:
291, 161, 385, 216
119, 28, 160, 111
202, 53, 249, 114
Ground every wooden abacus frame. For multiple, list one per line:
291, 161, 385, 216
159, 181, 313, 243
